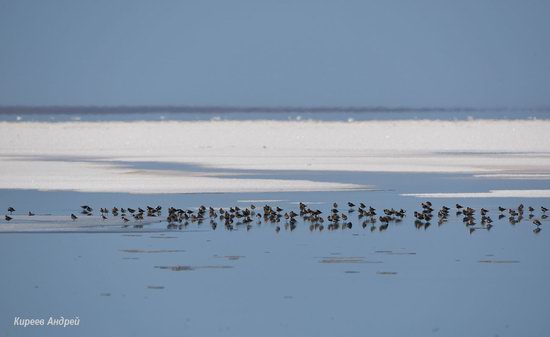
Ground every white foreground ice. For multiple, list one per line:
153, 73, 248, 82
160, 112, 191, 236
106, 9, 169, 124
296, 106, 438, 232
0, 120, 549, 194
401, 189, 550, 198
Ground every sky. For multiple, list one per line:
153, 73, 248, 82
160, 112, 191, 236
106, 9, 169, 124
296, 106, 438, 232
0, 0, 549, 107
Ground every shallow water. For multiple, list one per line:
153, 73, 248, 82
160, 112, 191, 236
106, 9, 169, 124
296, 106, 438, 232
1, 208, 549, 337
1, 108, 549, 122
1, 168, 549, 336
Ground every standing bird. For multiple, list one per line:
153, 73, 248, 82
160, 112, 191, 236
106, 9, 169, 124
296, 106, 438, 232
28, 211, 35, 216
7, 207, 15, 215
71, 213, 78, 221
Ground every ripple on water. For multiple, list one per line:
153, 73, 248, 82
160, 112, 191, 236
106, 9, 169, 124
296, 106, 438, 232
375, 250, 416, 255
121, 249, 186, 253
213, 255, 246, 261
154, 265, 233, 271
318, 257, 383, 264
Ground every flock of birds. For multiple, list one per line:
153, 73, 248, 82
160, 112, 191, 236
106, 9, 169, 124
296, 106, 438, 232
412, 202, 547, 234
2, 202, 548, 234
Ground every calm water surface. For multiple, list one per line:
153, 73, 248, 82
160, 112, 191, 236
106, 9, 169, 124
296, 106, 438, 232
1, 169, 549, 336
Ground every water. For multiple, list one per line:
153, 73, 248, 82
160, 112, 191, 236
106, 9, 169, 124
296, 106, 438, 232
1, 170, 549, 336
1, 106, 549, 122
1, 222, 547, 337
0, 111, 549, 336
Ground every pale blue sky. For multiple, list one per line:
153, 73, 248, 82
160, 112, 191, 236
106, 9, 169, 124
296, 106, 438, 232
0, 0, 549, 107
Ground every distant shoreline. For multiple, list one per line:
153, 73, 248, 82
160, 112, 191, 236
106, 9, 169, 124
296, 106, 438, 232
1, 105, 550, 115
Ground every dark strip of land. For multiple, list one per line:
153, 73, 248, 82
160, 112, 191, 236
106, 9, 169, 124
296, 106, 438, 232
1, 105, 549, 115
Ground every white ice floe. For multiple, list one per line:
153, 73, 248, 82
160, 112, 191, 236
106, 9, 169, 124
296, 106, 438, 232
401, 189, 550, 198
0, 120, 549, 193
237, 199, 288, 203
473, 174, 550, 180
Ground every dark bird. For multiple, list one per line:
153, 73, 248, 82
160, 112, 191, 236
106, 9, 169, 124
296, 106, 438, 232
533, 227, 541, 234
28, 211, 35, 216
79, 205, 92, 212
498, 206, 506, 212
71, 214, 78, 221
542, 206, 548, 213
456, 204, 463, 209
7, 207, 15, 214
5, 215, 12, 221
533, 219, 542, 226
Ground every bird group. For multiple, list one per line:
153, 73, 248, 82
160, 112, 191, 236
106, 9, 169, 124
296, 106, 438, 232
411, 202, 546, 234
2, 203, 547, 234
69, 205, 163, 228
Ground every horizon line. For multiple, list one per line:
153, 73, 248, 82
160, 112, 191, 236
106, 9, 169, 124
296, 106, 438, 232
1, 105, 550, 115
